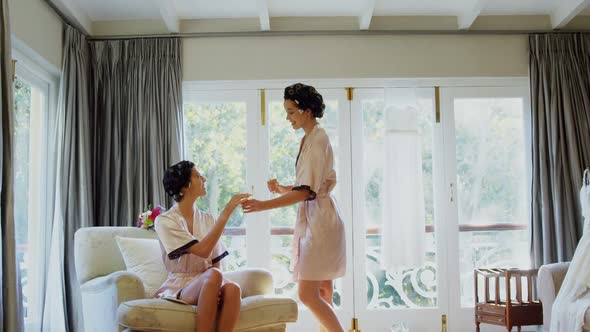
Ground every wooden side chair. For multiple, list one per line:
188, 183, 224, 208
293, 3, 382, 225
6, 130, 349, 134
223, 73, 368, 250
474, 268, 543, 332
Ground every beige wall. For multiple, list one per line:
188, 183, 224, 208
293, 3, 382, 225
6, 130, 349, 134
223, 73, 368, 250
10, 7, 590, 81
183, 34, 529, 81
9, 0, 62, 70
94, 17, 530, 81
9, 6, 532, 81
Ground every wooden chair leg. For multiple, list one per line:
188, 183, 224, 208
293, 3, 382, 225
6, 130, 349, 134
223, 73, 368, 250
517, 327, 521, 332
475, 322, 480, 332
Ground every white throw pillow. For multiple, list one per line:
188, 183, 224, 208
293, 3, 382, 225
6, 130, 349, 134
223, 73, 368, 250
115, 236, 167, 297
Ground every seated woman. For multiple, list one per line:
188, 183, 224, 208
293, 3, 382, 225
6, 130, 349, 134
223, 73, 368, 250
154, 160, 250, 332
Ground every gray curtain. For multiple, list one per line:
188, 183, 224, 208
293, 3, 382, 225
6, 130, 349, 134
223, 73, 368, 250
0, 0, 24, 330
89, 38, 182, 225
45, 29, 183, 332
530, 33, 590, 267
48, 24, 93, 332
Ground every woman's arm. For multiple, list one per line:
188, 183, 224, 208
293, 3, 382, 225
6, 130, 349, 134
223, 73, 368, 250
267, 179, 294, 195
276, 184, 294, 194
186, 193, 249, 258
241, 190, 309, 213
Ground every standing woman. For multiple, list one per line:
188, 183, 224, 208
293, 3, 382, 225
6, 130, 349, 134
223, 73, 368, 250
241, 83, 346, 332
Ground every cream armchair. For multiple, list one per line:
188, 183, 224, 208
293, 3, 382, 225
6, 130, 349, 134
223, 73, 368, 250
75, 227, 298, 332
537, 262, 590, 332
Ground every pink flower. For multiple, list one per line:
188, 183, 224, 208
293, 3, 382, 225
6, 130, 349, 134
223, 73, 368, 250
137, 205, 165, 231
151, 205, 164, 220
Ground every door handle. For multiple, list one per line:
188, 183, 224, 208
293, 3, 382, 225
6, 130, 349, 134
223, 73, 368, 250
449, 183, 454, 202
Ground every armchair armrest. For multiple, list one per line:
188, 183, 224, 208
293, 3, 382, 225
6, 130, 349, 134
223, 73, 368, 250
80, 271, 145, 332
538, 262, 571, 331
81, 270, 145, 297
224, 268, 273, 298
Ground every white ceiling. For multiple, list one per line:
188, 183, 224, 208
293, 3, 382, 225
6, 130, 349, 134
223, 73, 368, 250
74, 0, 584, 20
78, 0, 158, 21
58, 0, 590, 33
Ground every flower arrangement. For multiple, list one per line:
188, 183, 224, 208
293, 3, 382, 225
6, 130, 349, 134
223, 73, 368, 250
137, 205, 165, 231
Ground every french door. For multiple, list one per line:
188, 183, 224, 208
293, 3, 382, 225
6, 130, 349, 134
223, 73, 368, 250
441, 86, 532, 332
350, 88, 448, 331
183, 88, 353, 331
263, 88, 354, 330
182, 81, 531, 332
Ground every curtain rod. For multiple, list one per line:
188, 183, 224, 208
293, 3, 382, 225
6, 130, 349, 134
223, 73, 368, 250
86, 29, 590, 41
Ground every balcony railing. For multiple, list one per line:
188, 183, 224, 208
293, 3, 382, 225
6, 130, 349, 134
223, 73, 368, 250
223, 223, 528, 236
223, 222, 529, 309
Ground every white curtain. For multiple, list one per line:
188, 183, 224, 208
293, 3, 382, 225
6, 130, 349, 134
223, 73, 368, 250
380, 88, 426, 271
40, 24, 91, 332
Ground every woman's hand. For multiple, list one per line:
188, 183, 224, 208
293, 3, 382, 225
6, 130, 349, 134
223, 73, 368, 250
267, 179, 281, 194
240, 199, 267, 213
225, 193, 251, 211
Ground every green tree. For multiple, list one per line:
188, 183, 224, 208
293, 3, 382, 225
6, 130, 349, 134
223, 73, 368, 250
13, 78, 31, 248
183, 102, 247, 227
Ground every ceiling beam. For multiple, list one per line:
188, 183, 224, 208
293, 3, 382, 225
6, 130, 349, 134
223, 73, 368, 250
358, 0, 375, 30
551, 0, 590, 29
155, 0, 179, 33
457, 0, 486, 30
257, 0, 270, 31
46, 0, 93, 35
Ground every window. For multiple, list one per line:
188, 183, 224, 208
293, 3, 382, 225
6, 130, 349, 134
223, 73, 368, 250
12, 51, 56, 331
183, 91, 251, 271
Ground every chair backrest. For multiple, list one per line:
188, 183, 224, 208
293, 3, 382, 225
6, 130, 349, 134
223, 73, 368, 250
74, 226, 158, 284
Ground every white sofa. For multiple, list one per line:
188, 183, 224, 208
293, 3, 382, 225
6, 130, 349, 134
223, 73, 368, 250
74, 227, 298, 332
538, 262, 590, 332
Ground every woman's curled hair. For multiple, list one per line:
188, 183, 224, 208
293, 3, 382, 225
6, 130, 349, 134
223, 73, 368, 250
284, 83, 325, 118
163, 160, 195, 202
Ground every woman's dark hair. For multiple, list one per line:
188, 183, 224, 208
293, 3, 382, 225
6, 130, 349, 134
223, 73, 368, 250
163, 160, 195, 202
284, 83, 325, 118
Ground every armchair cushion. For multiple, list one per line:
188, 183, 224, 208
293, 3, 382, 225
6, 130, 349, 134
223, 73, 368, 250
116, 236, 167, 297
75, 227, 159, 284
118, 295, 298, 332
117, 268, 297, 331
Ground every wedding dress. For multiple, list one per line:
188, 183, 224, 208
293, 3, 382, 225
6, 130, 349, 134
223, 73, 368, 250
550, 168, 590, 331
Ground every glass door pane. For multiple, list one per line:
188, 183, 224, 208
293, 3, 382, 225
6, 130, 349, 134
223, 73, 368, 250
266, 90, 302, 299
265, 88, 353, 331
351, 88, 447, 331
183, 90, 257, 270
13, 73, 47, 330
442, 86, 531, 331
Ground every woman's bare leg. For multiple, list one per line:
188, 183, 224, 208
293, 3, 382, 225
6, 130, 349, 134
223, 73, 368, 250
319, 280, 334, 305
217, 279, 242, 332
318, 280, 335, 331
298, 280, 343, 332
178, 268, 223, 332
